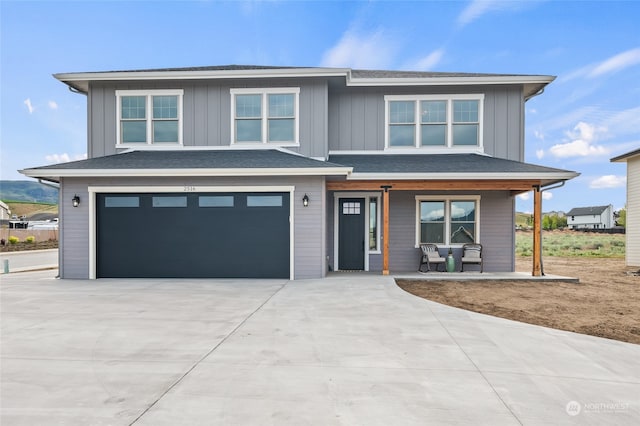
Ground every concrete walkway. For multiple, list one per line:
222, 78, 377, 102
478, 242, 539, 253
1, 271, 638, 425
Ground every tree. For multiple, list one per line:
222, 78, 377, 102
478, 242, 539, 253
616, 207, 626, 227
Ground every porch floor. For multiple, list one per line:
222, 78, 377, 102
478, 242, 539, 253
329, 271, 579, 283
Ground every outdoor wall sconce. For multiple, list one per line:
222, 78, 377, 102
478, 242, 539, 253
72, 195, 80, 207
302, 194, 309, 207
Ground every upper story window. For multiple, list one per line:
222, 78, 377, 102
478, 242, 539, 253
230, 88, 300, 145
385, 94, 484, 149
116, 90, 183, 146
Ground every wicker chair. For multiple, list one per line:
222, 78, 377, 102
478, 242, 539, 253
419, 243, 446, 272
461, 243, 483, 272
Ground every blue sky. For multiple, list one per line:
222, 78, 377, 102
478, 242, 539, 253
1, 0, 639, 213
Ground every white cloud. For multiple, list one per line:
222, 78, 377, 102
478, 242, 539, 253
48, 100, 58, 110
456, 0, 536, 28
457, 0, 501, 27
410, 48, 445, 71
590, 175, 626, 189
518, 190, 551, 201
46, 153, 70, 163
23, 98, 34, 114
533, 130, 544, 140
45, 153, 86, 164
561, 47, 640, 83
518, 192, 530, 201
549, 122, 609, 158
535, 149, 544, 159
320, 29, 395, 69
588, 47, 640, 78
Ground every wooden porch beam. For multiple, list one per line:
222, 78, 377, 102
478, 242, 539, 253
382, 187, 390, 275
327, 180, 540, 192
532, 187, 542, 276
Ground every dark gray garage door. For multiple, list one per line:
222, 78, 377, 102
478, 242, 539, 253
97, 192, 290, 278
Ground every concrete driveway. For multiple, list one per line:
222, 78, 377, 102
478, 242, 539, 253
1, 271, 639, 425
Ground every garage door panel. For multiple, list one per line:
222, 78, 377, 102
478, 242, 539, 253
97, 192, 289, 278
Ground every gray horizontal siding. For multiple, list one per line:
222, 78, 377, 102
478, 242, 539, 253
326, 189, 515, 273
328, 85, 524, 161
60, 176, 326, 280
89, 78, 328, 159
60, 178, 90, 278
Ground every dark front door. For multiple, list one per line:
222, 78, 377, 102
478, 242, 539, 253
96, 192, 290, 278
338, 198, 365, 270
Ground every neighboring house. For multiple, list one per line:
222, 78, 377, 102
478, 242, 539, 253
20, 65, 578, 279
611, 148, 640, 268
566, 205, 615, 229
0, 200, 10, 221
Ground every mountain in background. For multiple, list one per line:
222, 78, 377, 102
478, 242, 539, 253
0, 180, 58, 204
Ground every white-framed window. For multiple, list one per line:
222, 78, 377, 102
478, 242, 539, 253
115, 90, 184, 146
385, 94, 484, 149
230, 88, 300, 145
415, 195, 480, 246
369, 196, 380, 251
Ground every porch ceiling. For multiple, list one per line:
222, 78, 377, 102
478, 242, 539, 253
326, 179, 543, 193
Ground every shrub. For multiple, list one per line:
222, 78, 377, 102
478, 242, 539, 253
25, 236, 36, 243
8, 236, 19, 244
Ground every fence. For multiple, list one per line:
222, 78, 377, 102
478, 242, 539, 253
0, 229, 58, 242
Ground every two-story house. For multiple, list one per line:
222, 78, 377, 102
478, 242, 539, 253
21, 65, 578, 280
566, 205, 615, 229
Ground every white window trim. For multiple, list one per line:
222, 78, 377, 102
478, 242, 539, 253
230, 87, 300, 146
333, 192, 381, 272
384, 94, 484, 151
415, 195, 481, 247
115, 89, 184, 147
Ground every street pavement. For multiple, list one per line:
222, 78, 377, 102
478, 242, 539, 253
0, 249, 58, 273
1, 271, 639, 425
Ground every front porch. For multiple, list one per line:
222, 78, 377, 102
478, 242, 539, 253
327, 270, 579, 282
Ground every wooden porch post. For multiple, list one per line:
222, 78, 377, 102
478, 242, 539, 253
382, 186, 391, 275
533, 186, 542, 276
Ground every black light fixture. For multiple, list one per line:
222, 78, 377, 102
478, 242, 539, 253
72, 195, 80, 207
302, 194, 309, 207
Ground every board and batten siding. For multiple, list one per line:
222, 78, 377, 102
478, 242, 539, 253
59, 176, 326, 279
627, 157, 640, 267
328, 85, 524, 161
88, 79, 328, 159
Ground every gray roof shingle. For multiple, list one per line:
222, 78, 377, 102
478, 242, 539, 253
327, 154, 575, 175
566, 206, 611, 216
25, 149, 344, 171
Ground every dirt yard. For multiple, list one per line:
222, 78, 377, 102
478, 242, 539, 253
396, 257, 640, 344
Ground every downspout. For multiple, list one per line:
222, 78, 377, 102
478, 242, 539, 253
537, 180, 566, 276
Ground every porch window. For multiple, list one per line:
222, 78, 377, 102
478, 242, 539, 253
116, 90, 183, 145
386, 94, 483, 149
231, 88, 300, 145
369, 197, 379, 250
416, 196, 479, 246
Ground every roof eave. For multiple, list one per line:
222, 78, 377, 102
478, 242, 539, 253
611, 148, 640, 162
55, 67, 555, 94
19, 167, 352, 180
348, 171, 579, 182
54, 67, 352, 93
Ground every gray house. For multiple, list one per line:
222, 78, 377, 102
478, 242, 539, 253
21, 65, 578, 279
